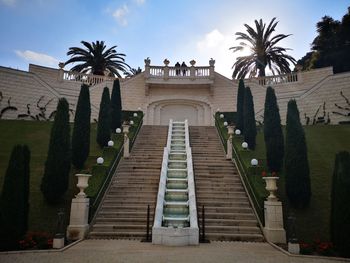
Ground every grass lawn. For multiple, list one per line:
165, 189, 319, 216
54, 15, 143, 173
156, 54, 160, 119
216, 114, 350, 242
0, 113, 142, 235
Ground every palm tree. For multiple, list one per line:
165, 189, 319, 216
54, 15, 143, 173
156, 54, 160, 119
230, 18, 296, 79
124, 67, 142, 78
64, 41, 130, 77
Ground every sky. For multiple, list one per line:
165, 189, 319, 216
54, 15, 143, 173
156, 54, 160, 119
0, 0, 349, 78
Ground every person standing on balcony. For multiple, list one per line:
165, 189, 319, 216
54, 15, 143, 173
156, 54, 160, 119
175, 62, 181, 76
181, 62, 187, 76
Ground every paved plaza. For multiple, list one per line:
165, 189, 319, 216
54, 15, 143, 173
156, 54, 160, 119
1, 240, 348, 263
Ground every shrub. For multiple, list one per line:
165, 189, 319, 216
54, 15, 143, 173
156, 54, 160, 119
263, 86, 284, 172
96, 87, 111, 148
236, 79, 245, 132
72, 84, 91, 169
41, 98, 71, 204
243, 86, 257, 149
110, 79, 122, 132
330, 151, 350, 257
285, 99, 311, 208
0, 144, 31, 250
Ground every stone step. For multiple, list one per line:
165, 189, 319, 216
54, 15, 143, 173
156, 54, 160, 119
89, 231, 146, 239
205, 225, 261, 234
203, 218, 259, 227
204, 233, 264, 242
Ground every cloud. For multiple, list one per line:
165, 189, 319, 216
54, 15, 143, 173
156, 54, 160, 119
196, 29, 235, 78
0, 0, 16, 7
15, 50, 59, 67
113, 4, 129, 26
135, 0, 145, 5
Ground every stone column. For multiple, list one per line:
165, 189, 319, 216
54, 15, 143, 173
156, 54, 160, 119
123, 123, 130, 158
226, 125, 234, 159
67, 174, 91, 240
144, 57, 151, 79
58, 62, 65, 82
209, 58, 215, 80
262, 177, 286, 244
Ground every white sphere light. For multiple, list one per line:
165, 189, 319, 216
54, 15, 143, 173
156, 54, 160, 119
242, 142, 248, 149
108, 140, 114, 147
235, 129, 241, 135
130, 120, 134, 125
116, 128, 121, 134
137, 107, 142, 111
133, 113, 138, 117
216, 108, 220, 112
97, 157, 104, 165
251, 158, 258, 166
219, 114, 224, 119
224, 121, 228, 126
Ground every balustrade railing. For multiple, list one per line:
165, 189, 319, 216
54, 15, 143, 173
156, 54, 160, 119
62, 71, 115, 85
149, 66, 210, 78
255, 72, 299, 86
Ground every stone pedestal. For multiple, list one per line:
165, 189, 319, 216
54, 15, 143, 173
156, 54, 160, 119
123, 124, 130, 158
226, 126, 234, 160
263, 200, 286, 244
288, 242, 300, 254
52, 237, 65, 249
67, 197, 90, 240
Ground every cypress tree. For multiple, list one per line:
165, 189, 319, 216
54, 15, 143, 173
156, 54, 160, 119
243, 86, 257, 150
263, 86, 284, 172
0, 145, 30, 250
97, 87, 111, 148
236, 79, 245, 132
41, 98, 71, 204
110, 79, 122, 132
285, 99, 311, 208
330, 151, 350, 257
72, 84, 91, 169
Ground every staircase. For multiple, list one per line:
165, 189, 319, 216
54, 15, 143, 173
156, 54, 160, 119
89, 125, 168, 239
190, 126, 264, 242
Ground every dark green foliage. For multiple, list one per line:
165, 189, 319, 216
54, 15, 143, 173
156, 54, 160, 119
0, 145, 30, 250
72, 84, 91, 169
243, 87, 257, 150
297, 7, 350, 73
96, 87, 111, 148
285, 100, 311, 208
41, 98, 71, 204
236, 79, 245, 132
330, 151, 350, 257
263, 87, 284, 172
110, 79, 122, 132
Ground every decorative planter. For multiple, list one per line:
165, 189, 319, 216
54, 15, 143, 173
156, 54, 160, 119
263, 176, 279, 201
122, 123, 130, 134
75, 174, 92, 198
163, 59, 170, 66
190, 60, 196, 66
227, 125, 234, 136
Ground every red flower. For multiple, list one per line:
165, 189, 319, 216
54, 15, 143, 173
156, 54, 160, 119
271, 171, 277, 177
261, 171, 267, 177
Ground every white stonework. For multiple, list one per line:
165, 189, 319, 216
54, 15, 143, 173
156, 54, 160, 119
0, 62, 349, 125
263, 200, 286, 244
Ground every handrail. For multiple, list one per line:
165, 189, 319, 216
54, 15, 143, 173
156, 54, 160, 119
88, 116, 144, 223
214, 115, 264, 223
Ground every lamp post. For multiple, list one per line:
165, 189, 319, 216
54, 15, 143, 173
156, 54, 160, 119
251, 158, 258, 176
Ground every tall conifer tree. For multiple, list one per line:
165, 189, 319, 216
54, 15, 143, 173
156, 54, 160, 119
236, 79, 245, 132
243, 87, 257, 149
110, 79, 122, 132
96, 87, 111, 148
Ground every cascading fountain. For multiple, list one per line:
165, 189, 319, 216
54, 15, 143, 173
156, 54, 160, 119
152, 119, 199, 245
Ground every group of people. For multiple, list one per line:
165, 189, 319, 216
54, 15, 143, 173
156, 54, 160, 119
175, 61, 188, 76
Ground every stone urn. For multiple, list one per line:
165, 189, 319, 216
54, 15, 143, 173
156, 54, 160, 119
75, 174, 92, 198
163, 59, 170, 66
122, 123, 130, 134
190, 60, 196, 66
263, 176, 279, 201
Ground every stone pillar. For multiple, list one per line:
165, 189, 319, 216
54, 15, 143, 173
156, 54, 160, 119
53, 209, 65, 249
58, 62, 65, 82
226, 125, 234, 160
123, 123, 130, 158
67, 174, 91, 241
262, 177, 286, 244
144, 57, 151, 79
164, 66, 169, 80
209, 58, 215, 80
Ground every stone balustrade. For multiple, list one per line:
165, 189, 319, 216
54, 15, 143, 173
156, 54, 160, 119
253, 72, 299, 86
61, 70, 115, 85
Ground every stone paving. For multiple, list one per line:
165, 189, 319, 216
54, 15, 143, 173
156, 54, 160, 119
0, 240, 348, 263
